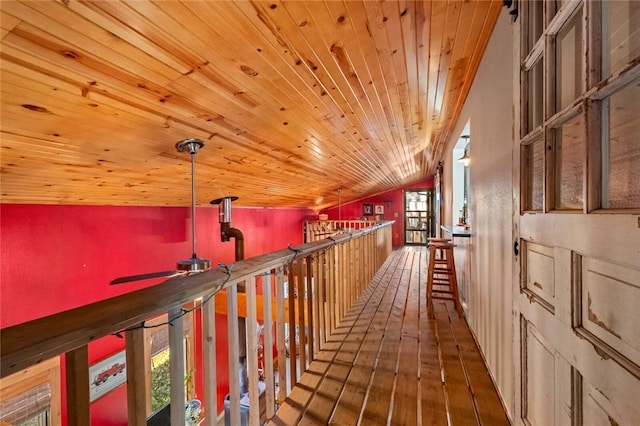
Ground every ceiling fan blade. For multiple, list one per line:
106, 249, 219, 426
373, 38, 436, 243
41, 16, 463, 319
109, 270, 180, 285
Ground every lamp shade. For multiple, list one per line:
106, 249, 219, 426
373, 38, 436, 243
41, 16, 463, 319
458, 151, 470, 166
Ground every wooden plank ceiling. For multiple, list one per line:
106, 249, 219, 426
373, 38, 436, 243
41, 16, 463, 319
0, 0, 501, 209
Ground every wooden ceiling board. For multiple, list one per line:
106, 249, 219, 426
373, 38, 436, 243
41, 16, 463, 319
0, 0, 502, 209
291, 3, 405, 184
248, 1, 398, 186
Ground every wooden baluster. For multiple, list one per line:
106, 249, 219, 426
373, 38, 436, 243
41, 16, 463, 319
312, 253, 321, 357
126, 326, 149, 425
335, 243, 342, 323
287, 264, 297, 386
306, 255, 315, 363
65, 345, 90, 426
328, 245, 337, 334
276, 267, 287, 402
203, 294, 217, 426
227, 285, 241, 426
263, 270, 276, 419
351, 238, 356, 307
342, 242, 347, 318
318, 251, 327, 348
246, 276, 260, 426
168, 306, 186, 426
296, 259, 307, 373
345, 240, 351, 311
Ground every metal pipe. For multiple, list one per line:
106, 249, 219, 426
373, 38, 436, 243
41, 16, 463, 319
221, 223, 244, 261
211, 196, 249, 395
223, 225, 248, 395
189, 150, 197, 258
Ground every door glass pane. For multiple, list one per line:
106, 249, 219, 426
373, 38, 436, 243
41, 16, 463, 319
526, 58, 544, 133
604, 80, 640, 209
603, 0, 640, 77
556, 7, 583, 112
522, 138, 544, 211
404, 190, 433, 243
554, 113, 585, 210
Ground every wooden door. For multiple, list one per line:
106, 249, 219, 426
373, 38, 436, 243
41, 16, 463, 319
514, 1, 640, 424
404, 189, 435, 245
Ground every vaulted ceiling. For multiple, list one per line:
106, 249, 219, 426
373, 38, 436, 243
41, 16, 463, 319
0, 0, 501, 209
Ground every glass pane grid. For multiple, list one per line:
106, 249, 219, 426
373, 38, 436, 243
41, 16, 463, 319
604, 1, 640, 78
555, 6, 583, 112
553, 114, 585, 210
522, 138, 544, 211
526, 58, 544, 134
604, 80, 640, 209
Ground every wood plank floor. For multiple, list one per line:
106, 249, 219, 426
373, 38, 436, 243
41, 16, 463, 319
269, 246, 510, 426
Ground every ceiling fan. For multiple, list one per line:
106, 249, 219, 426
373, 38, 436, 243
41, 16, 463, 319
110, 139, 211, 285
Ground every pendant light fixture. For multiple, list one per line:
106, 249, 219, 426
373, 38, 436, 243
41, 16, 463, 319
175, 138, 211, 273
457, 135, 471, 167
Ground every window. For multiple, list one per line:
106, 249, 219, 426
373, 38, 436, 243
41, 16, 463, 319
520, 0, 640, 212
0, 358, 61, 426
145, 309, 196, 415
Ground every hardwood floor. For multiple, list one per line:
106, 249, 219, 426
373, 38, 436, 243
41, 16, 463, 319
269, 246, 509, 426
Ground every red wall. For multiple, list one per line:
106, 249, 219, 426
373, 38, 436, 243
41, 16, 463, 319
1, 203, 311, 424
321, 177, 434, 247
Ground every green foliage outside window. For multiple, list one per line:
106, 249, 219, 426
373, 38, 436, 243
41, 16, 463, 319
151, 349, 171, 412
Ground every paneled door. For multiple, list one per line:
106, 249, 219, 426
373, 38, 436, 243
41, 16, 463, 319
514, 1, 640, 425
404, 189, 434, 245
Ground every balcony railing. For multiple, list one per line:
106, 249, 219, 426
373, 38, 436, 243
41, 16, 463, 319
304, 219, 379, 243
1, 221, 393, 425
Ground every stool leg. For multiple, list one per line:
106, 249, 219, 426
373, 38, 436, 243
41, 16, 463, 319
446, 249, 462, 318
427, 246, 436, 318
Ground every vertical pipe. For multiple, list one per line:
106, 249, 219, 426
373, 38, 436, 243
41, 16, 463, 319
190, 151, 197, 258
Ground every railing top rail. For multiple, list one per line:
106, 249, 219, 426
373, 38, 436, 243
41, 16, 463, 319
1, 221, 393, 378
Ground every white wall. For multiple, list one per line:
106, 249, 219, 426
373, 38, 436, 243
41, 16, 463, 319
442, 10, 515, 419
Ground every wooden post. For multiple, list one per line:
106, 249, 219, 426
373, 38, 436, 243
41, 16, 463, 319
125, 327, 150, 425
317, 251, 326, 348
276, 267, 287, 403
328, 245, 336, 334
246, 276, 260, 426
227, 285, 241, 426
306, 255, 315, 362
312, 253, 321, 357
65, 345, 90, 426
168, 306, 186, 426
202, 294, 217, 426
263, 271, 276, 419
296, 259, 307, 373
287, 264, 297, 386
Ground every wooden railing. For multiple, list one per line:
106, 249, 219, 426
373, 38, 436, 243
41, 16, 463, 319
1, 221, 393, 425
304, 219, 379, 243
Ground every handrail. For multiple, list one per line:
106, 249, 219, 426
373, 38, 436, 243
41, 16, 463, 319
1, 221, 388, 377
1, 220, 394, 425
304, 219, 378, 243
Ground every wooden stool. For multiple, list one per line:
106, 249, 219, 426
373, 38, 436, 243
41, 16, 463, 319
427, 237, 451, 264
427, 241, 462, 318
